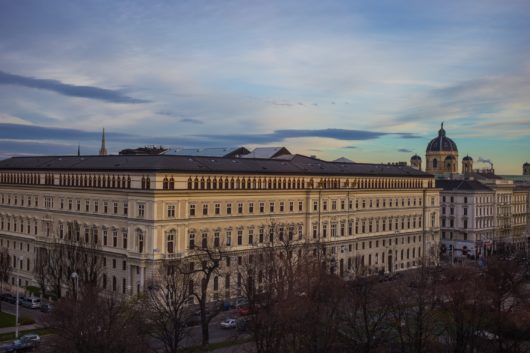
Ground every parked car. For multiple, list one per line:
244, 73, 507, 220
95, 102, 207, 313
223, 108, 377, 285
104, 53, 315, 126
236, 317, 252, 332
40, 303, 53, 313
21, 297, 40, 309
234, 297, 248, 309
220, 318, 237, 329
20, 334, 40, 346
0, 294, 16, 304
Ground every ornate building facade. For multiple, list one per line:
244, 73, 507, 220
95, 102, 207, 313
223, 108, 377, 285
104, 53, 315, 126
425, 123, 459, 175
0, 154, 440, 297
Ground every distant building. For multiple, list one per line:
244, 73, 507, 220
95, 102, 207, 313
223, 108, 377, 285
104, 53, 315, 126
241, 147, 291, 159
524, 162, 530, 176
166, 147, 250, 158
437, 180, 495, 259
410, 154, 422, 171
99, 128, 108, 156
425, 123, 458, 175
119, 146, 168, 156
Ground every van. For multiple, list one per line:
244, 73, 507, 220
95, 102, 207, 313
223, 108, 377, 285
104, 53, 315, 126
22, 297, 41, 309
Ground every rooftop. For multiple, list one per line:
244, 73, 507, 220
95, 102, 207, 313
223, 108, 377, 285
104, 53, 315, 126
0, 154, 432, 177
436, 179, 493, 192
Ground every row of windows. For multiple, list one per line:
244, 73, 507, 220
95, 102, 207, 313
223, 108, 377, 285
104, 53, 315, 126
0, 194, 129, 216
187, 175, 430, 191
188, 196, 426, 218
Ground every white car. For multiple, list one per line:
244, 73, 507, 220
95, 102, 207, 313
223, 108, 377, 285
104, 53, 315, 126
220, 319, 237, 329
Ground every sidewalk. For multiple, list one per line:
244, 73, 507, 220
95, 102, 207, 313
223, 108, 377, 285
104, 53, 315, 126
0, 324, 39, 335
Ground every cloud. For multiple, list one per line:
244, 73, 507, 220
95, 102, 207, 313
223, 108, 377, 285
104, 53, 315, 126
180, 118, 203, 124
198, 129, 419, 145
343, 145, 357, 149
0, 70, 149, 104
397, 148, 413, 153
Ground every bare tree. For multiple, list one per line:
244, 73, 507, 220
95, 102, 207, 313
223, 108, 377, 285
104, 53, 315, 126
339, 276, 391, 353
385, 262, 443, 353
0, 247, 12, 311
184, 242, 227, 347
43, 285, 149, 353
144, 259, 192, 353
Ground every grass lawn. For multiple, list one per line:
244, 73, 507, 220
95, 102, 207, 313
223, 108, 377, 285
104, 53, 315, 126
0, 328, 52, 342
0, 312, 16, 329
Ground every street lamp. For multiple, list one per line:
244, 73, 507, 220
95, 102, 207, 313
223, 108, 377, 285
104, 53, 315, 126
71, 272, 79, 300
15, 255, 23, 339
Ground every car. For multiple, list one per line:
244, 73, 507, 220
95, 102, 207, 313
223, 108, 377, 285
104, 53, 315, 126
0, 294, 16, 304
21, 297, 40, 309
20, 334, 40, 346
40, 303, 53, 313
220, 318, 237, 329
238, 306, 256, 316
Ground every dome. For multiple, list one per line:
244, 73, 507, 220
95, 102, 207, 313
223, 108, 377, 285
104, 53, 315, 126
411, 154, 421, 161
444, 155, 455, 161
463, 155, 473, 161
426, 123, 458, 153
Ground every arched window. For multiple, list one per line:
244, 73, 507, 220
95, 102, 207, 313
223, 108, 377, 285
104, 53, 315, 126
145, 177, 151, 189
432, 159, 438, 168
163, 178, 169, 190
169, 177, 175, 190
167, 230, 176, 254
188, 178, 193, 190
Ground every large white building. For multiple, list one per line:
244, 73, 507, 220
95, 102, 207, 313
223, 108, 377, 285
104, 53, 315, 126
0, 153, 440, 298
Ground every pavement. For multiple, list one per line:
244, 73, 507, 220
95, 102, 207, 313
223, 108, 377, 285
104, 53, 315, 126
0, 324, 39, 335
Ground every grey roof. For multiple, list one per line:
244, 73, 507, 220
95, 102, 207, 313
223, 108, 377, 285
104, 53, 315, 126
241, 147, 291, 159
436, 180, 493, 192
0, 154, 432, 177
165, 147, 250, 158
426, 124, 458, 153
333, 157, 354, 163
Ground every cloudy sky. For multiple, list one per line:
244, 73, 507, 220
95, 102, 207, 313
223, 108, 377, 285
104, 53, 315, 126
0, 0, 529, 173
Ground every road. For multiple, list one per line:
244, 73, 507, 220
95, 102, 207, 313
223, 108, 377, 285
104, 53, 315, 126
0, 301, 45, 323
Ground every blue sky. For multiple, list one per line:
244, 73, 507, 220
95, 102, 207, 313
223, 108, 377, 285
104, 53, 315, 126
0, 0, 529, 173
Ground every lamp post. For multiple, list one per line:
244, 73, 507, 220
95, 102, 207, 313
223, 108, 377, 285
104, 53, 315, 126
15, 255, 23, 339
71, 272, 79, 300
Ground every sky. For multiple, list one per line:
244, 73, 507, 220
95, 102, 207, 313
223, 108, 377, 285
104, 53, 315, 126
0, 0, 529, 174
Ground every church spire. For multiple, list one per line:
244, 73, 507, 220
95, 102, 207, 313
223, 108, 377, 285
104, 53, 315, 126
77, 144, 81, 157
99, 128, 108, 156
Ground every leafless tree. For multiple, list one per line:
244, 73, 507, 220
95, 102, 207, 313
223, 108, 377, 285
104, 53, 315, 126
384, 262, 443, 353
144, 259, 192, 353
43, 285, 150, 353
0, 247, 12, 311
339, 276, 391, 353
183, 241, 227, 347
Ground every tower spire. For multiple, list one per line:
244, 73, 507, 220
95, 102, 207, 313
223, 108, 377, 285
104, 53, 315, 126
99, 128, 108, 156
77, 144, 81, 157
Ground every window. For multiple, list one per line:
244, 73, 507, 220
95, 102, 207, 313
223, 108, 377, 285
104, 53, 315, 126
248, 202, 254, 213
123, 231, 128, 249
189, 204, 196, 216
226, 203, 232, 215
123, 202, 128, 216
203, 204, 208, 216
298, 201, 303, 211
103, 201, 108, 214
289, 202, 294, 212
137, 231, 144, 253
259, 202, 264, 213
279, 202, 284, 212
237, 230, 243, 246
113, 202, 118, 214
215, 203, 220, 215
167, 204, 176, 218
138, 204, 145, 218
269, 202, 275, 213
167, 231, 175, 253
238, 203, 243, 214
248, 229, 253, 245
313, 201, 318, 211
201, 233, 208, 248
214, 232, 220, 247
189, 233, 195, 249
94, 201, 99, 213
226, 231, 231, 246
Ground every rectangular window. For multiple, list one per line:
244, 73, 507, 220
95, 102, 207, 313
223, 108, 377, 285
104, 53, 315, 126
138, 204, 145, 218
289, 201, 294, 212
189, 204, 196, 216
269, 202, 275, 213
94, 201, 99, 213
279, 202, 284, 212
113, 202, 118, 214
226, 231, 231, 246
298, 201, 303, 211
203, 204, 208, 216
238, 203, 243, 214
237, 230, 243, 246
85, 200, 90, 212
226, 203, 232, 215
167, 205, 176, 218
259, 202, 264, 213
104, 202, 108, 214
313, 201, 318, 211
215, 203, 220, 215
248, 202, 254, 213
123, 202, 128, 216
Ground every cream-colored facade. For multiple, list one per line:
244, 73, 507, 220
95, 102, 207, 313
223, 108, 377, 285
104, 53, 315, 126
0, 155, 440, 298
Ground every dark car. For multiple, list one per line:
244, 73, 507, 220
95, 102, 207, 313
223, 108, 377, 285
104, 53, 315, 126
0, 294, 15, 304
40, 303, 53, 313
